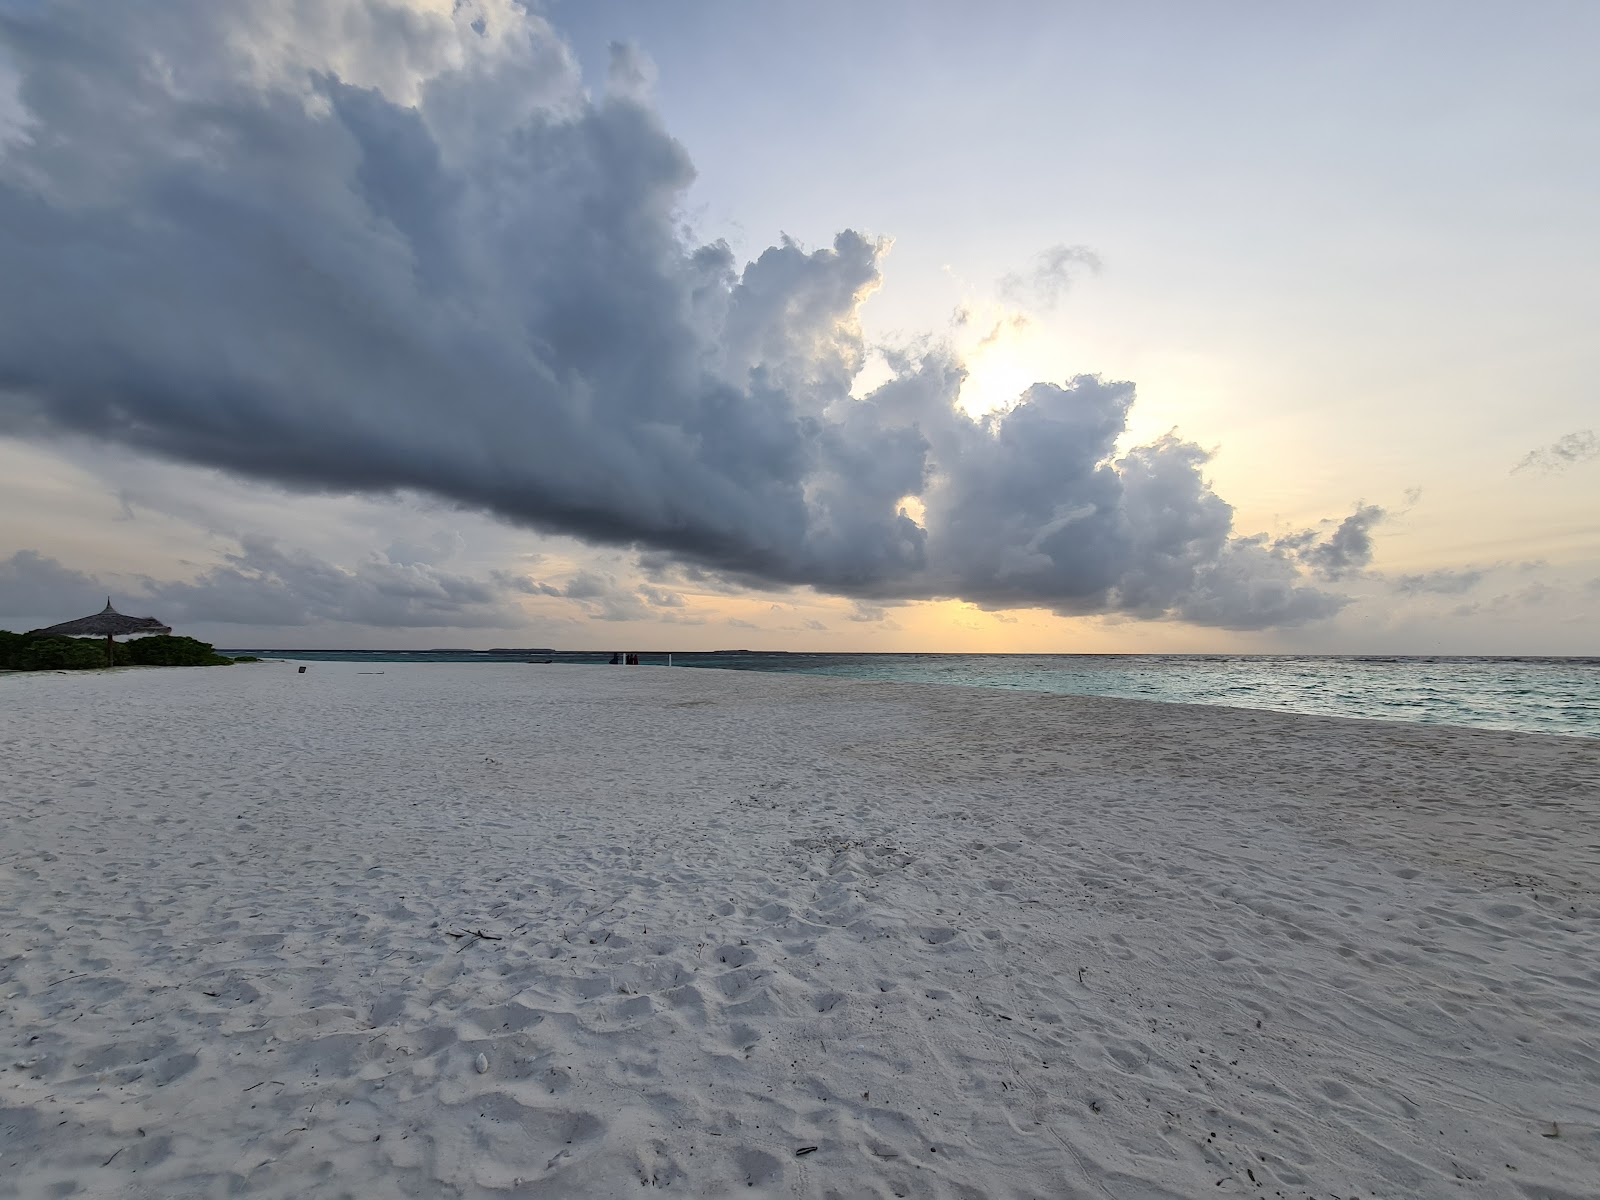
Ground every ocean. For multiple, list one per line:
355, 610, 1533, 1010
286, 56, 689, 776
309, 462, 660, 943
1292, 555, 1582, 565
218, 649, 1600, 740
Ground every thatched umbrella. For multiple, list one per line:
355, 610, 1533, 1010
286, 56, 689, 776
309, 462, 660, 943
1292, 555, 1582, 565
33, 598, 171, 667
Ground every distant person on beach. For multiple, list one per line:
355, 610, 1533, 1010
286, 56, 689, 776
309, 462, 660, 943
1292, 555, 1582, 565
609, 652, 619, 665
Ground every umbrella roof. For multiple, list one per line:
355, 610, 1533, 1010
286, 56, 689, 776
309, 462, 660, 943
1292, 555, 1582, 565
32, 599, 171, 638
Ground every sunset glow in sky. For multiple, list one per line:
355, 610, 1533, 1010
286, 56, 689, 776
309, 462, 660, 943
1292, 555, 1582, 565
1, 1, 1595, 652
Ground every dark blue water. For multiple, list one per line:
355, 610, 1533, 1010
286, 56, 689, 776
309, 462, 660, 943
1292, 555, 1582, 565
220, 649, 1600, 739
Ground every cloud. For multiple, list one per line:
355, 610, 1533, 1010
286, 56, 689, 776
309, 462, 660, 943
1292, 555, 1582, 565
0, 39, 27, 152
1389, 568, 1485, 596
145, 538, 524, 628
490, 570, 548, 595
0, 549, 104, 624
1449, 581, 1561, 619
974, 313, 1031, 349
1487, 583, 1556, 612
1275, 504, 1385, 581
0, 540, 529, 629
386, 529, 465, 567
1512, 430, 1598, 474
564, 573, 647, 621
559, 572, 613, 602
845, 601, 903, 629
1173, 536, 1347, 630
0, 1, 1368, 632
997, 244, 1103, 310
605, 41, 656, 103
639, 585, 684, 608
533, 568, 687, 622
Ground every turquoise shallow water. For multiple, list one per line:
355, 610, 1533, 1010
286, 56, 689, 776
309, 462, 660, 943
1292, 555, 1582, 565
221, 650, 1600, 739
675, 653, 1600, 739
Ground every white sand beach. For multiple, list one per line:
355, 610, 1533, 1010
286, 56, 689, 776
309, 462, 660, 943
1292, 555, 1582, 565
2, 663, 1598, 1199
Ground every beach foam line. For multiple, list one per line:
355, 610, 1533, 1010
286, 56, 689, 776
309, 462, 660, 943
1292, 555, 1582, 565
2, 663, 1597, 1197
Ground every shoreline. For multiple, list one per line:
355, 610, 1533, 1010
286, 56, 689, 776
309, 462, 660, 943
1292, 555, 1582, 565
208, 652, 1600, 742
3, 663, 1597, 1197
14, 654, 1593, 744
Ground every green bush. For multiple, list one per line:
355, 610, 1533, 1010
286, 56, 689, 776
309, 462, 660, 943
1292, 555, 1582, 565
0, 629, 28, 670
122, 635, 234, 666
0, 630, 234, 669
231, 655, 261, 663
15, 636, 110, 671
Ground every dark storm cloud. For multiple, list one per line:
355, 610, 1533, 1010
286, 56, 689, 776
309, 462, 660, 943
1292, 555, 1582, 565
1512, 430, 1598, 474
0, 0, 1366, 630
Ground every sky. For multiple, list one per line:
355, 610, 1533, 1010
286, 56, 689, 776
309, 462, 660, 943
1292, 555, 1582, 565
0, 0, 1596, 653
